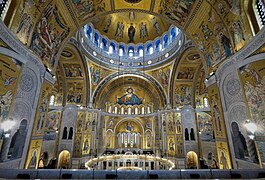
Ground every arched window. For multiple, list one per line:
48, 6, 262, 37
163, 34, 169, 48
128, 107, 132, 115
135, 107, 138, 115
49, 95, 55, 106
114, 106, 118, 114
170, 27, 176, 42
0, 0, 10, 20
146, 44, 153, 55
128, 46, 134, 57
256, 0, 265, 28
62, 127, 67, 139
9, 119, 27, 159
109, 45, 114, 54
141, 107, 145, 114
190, 128, 195, 140
203, 97, 209, 108
185, 128, 189, 141
109, 42, 116, 54
155, 39, 161, 51
108, 106, 112, 113
121, 107, 124, 114
119, 47, 124, 56
101, 38, 108, 50
147, 106, 151, 114
94, 33, 100, 46
87, 25, 93, 39
68, 127, 73, 139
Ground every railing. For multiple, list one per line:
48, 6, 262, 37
0, 169, 265, 179
80, 24, 184, 68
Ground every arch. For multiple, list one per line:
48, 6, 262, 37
114, 118, 145, 135
8, 119, 28, 159
185, 128, 189, 141
231, 121, 248, 159
92, 72, 167, 109
190, 128, 195, 141
68, 127, 73, 140
62, 127, 67, 139
57, 150, 71, 169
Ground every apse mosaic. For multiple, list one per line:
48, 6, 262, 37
239, 60, 265, 136
0, 55, 22, 122
117, 87, 142, 106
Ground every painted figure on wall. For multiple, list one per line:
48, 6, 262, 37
77, 117, 82, 132
145, 118, 151, 129
16, 13, 33, 43
159, 69, 170, 86
168, 119, 173, 132
83, 138, 89, 153
177, 139, 183, 154
115, 22, 124, 39
219, 32, 232, 58
169, 139, 174, 151
231, 21, 245, 51
128, 23, 136, 43
0, 90, 12, 121
117, 88, 142, 106
212, 99, 222, 133
28, 149, 38, 169
152, 17, 160, 34
90, 66, 101, 85
147, 134, 151, 147
220, 151, 228, 169
85, 120, 90, 131
103, 16, 112, 33
139, 22, 148, 39
46, 111, 60, 131
30, 3, 70, 70
72, 0, 94, 20
108, 118, 114, 128
37, 99, 47, 134
176, 119, 181, 133
125, 122, 133, 132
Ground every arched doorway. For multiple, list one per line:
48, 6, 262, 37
186, 151, 198, 169
57, 150, 71, 169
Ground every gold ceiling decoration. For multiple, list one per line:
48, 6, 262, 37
92, 11, 171, 44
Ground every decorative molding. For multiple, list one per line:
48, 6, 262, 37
216, 26, 265, 82
63, 0, 79, 28
0, 21, 45, 77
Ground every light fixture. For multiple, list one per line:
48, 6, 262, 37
245, 120, 257, 134
93, 51, 97, 56
0, 118, 16, 131
165, 53, 169, 58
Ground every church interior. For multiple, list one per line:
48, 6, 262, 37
0, 0, 265, 178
